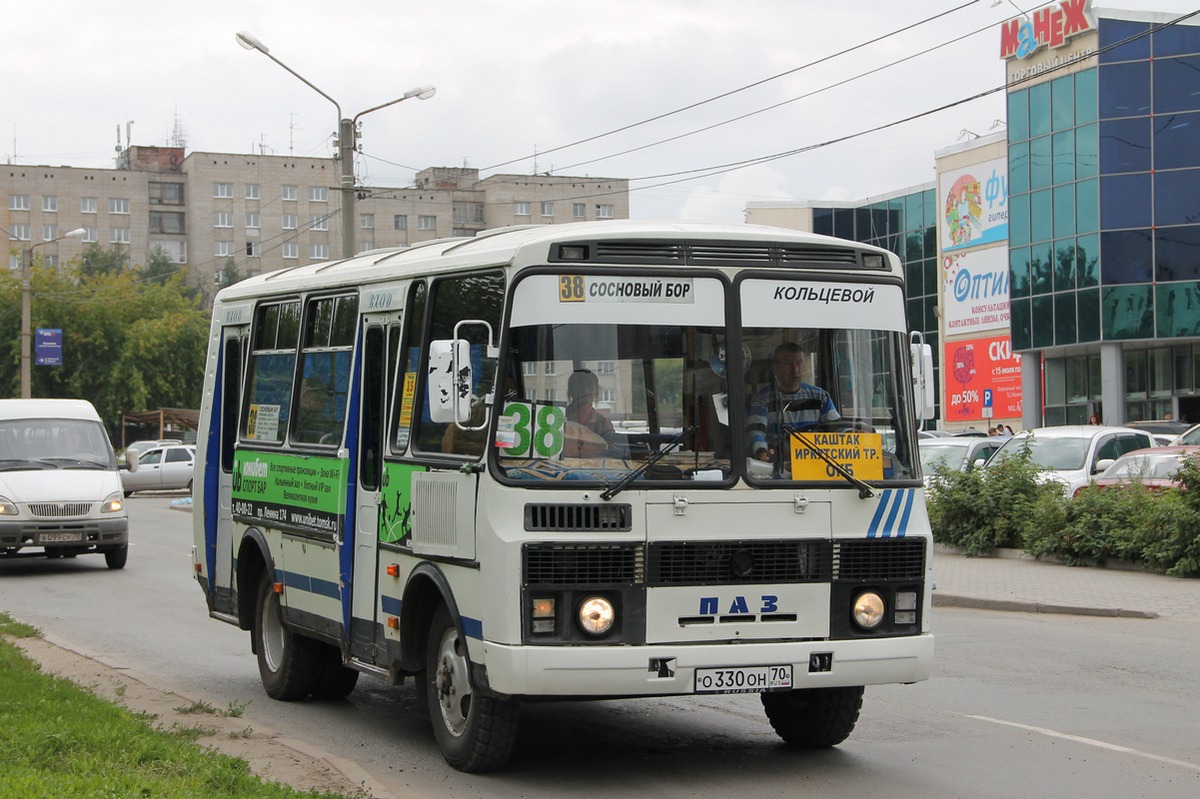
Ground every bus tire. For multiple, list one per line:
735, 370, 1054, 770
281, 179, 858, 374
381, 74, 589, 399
310, 643, 359, 700
255, 576, 320, 700
104, 545, 128, 570
425, 604, 519, 772
761, 686, 864, 748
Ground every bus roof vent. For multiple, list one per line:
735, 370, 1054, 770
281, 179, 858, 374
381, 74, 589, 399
524, 503, 632, 532
563, 239, 869, 268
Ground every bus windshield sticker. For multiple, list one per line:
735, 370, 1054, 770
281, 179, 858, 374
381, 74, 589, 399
498, 402, 565, 459
558, 275, 694, 304
788, 432, 884, 481
246, 404, 280, 441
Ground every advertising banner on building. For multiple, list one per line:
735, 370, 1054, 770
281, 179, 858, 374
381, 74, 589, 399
944, 335, 1023, 422
940, 157, 1008, 252
943, 246, 1010, 336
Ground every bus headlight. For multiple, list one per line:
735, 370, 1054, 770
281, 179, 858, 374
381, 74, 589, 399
852, 591, 885, 630
577, 595, 615, 637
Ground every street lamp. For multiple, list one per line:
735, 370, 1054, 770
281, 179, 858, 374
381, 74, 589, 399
19, 227, 86, 398
235, 31, 436, 259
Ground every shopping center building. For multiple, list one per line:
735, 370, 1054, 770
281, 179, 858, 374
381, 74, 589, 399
750, 2, 1200, 430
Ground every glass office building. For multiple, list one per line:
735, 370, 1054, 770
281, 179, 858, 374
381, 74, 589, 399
1006, 7, 1200, 424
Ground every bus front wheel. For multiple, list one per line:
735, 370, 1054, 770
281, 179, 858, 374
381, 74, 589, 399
255, 576, 320, 700
425, 604, 519, 772
761, 686, 864, 747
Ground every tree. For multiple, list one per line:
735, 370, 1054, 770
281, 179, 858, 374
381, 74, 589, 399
219, 257, 243, 289
141, 246, 179, 285
78, 243, 129, 278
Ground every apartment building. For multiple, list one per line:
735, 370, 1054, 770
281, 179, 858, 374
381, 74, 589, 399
4, 145, 630, 290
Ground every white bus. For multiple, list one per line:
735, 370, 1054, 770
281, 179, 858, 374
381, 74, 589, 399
192, 221, 936, 772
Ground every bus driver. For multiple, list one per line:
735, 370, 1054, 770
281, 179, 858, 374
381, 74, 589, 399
746, 342, 840, 464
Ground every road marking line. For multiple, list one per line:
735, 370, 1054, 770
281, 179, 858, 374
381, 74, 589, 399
967, 715, 1200, 773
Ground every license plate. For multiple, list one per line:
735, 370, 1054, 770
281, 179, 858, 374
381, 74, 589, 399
41, 532, 83, 544
694, 665, 793, 694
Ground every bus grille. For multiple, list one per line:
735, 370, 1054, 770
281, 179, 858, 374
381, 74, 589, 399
833, 539, 926, 581
524, 503, 632, 532
28, 502, 92, 518
523, 543, 644, 585
648, 540, 832, 585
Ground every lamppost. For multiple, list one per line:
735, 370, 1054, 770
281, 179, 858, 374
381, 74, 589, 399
17, 227, 86, 398
235, 31, 435, 260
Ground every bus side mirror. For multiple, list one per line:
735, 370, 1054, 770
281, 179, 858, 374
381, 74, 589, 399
429, 339, 472, 423
910, 337, 935, 421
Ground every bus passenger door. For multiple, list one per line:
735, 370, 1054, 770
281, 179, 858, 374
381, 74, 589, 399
213, 324, 247, 613
350, 317, 396, 661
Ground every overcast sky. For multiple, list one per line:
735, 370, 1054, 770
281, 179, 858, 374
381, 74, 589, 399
8, 1, 1194, 222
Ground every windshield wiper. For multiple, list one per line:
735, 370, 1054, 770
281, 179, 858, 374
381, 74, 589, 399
601, 425, 698, 501
785, 426, 876, 499
0, 459, 48, 472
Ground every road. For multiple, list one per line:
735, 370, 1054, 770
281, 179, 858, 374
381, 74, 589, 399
2, 494, 1198, 798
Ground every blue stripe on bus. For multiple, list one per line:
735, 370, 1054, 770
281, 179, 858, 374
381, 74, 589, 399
867, 489, 892, 538
377, 597, 481, 641
896, 488, 915, 538
461, 616, 483, 640
881, 489, 905, 538
202, 345, 224, 593
276, 569, 342, 600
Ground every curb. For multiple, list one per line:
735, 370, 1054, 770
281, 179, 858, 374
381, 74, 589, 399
933, 592, 1158, 619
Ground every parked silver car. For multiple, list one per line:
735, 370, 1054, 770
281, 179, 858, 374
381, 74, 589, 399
121, 444, 195, 496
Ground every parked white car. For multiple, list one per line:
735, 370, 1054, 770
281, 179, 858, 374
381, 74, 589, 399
121, 444, 195, 495
985, 425, 1159, 496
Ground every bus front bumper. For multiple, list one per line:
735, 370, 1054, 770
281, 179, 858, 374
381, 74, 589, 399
477, 632, 934, 698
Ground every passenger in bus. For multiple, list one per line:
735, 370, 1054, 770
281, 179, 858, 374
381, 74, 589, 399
746, 342, 839, 463
294, 376, 338, 444
566, 369, 614, 438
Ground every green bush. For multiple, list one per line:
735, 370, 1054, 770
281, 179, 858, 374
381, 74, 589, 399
929, 444, 1200, 576
927, 442, 1065, 556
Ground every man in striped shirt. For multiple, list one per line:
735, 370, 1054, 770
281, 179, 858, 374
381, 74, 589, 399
747, 342, 840, 465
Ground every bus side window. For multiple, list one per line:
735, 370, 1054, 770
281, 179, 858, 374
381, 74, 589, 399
291, 294, 358, 446
242, 300, 301, 443
413, 272, 505, 458
390, 281, 427, 455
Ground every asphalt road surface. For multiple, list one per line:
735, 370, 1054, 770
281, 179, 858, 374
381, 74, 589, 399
2, 494, 1197, 798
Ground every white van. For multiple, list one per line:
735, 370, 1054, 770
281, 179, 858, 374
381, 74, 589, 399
0, 399, 129, 568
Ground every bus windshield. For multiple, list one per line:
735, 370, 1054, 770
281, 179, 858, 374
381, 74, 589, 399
495, 273, 918, 486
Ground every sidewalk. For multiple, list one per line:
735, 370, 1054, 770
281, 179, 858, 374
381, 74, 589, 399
931, 546, 1200, 620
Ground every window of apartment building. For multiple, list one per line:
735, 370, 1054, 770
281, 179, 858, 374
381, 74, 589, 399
282, 242, 299, 260
541, 202, 554, 217
215, 241, 234, 257
81, 198, 97, 214
283, 185, 298, 201
596, 204, 614, 218
246, 242, 260, 258
246, 212, 260, 229
360, 213, 374, 229
596, 360, 615, 374
601, 388, 616, 404
311, 243, 329, 260
309, 186, 328, 202
573, 203, 586, 219
150, 240, 187, 264
358, 240, 375, 253
544, 361, 557, 375
149, 182, 184, 205
523, 362, 538, 376
43, 225, 58, 241
214, 211, 233, 228
309, 214, 328, 231
109, 198, 130, 214
545, 388, 558, 403
110, 227, 131, 244
8, 254, 18, 270
452, 202, 484, 225
245, 184, 260, 200
394, 215, 408, 230
282, 213, 298, 230
43, 255, 59, 268
514, 201, 531, 216
82, 227, 98, 243
418, 215, 436, 231
42, 196, 57, 213
214, 182, 233, 198
8, 224, 30, 241
150, 211, 185, 234
9, 195, 30, 211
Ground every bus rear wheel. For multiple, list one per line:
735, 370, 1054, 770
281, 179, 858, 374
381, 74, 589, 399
425, 604, 519, 772
255, 575, 320, 700
761, 686, 864, 748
